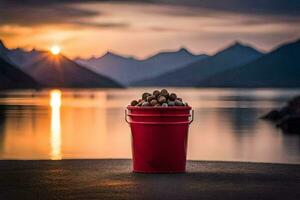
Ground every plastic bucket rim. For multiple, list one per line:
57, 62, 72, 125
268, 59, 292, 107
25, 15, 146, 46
127, 113, 191, 117
128, 121, 190, 125
127, 105, 192, 110
125, 106, 194, 124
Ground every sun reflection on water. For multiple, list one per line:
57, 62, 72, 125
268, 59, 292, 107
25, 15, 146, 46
50, 89, 62, 160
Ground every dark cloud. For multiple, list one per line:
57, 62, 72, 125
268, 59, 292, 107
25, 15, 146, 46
1, 0, 300, 16
0, 0, 129, 29
73, 21, 129, 29
136, 0, 300, 22
0, 0, 299, 28
155, 0, 300, 17
0, 2, 99, 26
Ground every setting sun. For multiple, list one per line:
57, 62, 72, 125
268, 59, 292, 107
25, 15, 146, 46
50, 45, 61, 55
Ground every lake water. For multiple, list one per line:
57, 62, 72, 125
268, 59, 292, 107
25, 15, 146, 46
0, 88, 300, 164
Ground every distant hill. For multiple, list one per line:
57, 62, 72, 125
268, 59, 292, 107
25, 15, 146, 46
76, 48, 207, 85
6, 48, 42, 68
0, 40, 47, 68
23, 52, 122, 88
0, 40, 122, 88
140, 48, 207, 79
197, 39, 300, 88
0, 57, 38, 90
132, 42, 263, 86
76, 52, 141, 85
0, 40, 13, 63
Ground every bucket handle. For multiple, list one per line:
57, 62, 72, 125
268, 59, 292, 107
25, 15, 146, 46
125, 109, 129, 124
125, 109, 194, 124
189, 110, 194, 124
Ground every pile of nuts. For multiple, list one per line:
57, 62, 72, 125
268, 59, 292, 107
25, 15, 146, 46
130, 89, 188, 107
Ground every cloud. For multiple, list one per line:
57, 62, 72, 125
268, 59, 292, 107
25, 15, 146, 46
0, 2, 98, 26
154, 0, 300, 17
1, 0, 299, 33
0, 0, 133, 29
72, 21, 129, 29
1, 0, 300, 20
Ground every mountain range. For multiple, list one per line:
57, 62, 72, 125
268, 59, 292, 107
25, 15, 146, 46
23, 52, 122, 88
76, 48, 208, 85
196, 39, 300, 88
132, 42, 264, 86
1, 38, 300, 89
0, 40, 122, 88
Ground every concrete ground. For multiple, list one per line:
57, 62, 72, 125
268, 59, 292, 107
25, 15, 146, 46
0, 159, 300, 200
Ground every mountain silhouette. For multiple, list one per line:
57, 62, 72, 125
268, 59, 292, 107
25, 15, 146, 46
0, 40, 122, 88
0, 40, 42, 68
76, 48, 207, 85
0, 57, 38, 89
76, 52, 141, 85
138, 48, 207, 82
133, 42, 263, 86
7, 48, 42, 68
23, 52, 122, 88
0, 40, 12, 63
197, 39, 300, 87
3, 37, 300, 88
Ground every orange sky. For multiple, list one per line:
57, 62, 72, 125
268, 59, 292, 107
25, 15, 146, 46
1, 1, 300, 59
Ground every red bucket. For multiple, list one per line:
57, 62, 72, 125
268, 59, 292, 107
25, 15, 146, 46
126, 106, 194, 173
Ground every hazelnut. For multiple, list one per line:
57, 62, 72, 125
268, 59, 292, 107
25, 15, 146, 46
147, 95, 156, 102
158, 95, 167, 104
169, 93, 177, 101
137, 100, 145, 106
150, 99, 158, 106
142, 102, 150, 107
131, 100, 138, 106
160, 89, 169, 98
142, 92, 151, 100
168, 100, 175, 106
153, 90, 161, 97
130, 90, 189, 108
175, 99, 184, 106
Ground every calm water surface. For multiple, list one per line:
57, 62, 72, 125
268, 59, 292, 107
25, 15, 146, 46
0, 88, 300, 164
